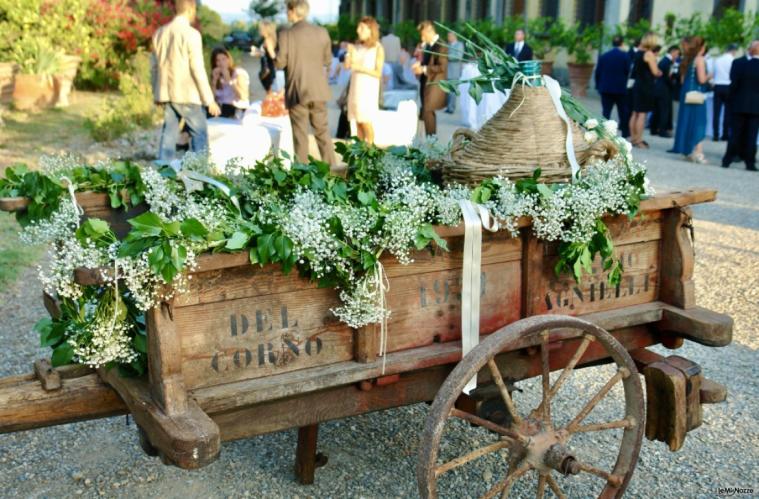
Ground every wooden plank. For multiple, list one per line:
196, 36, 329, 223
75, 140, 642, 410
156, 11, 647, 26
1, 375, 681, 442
177, 233, 520, 308
146, 301, 188, 416
700, 378, 728, 404
659, 207, 695, 309
665, 355, 703, 432
385, 260, 522, 351
524, 239, 660, 317
294, 424, 321, 485
33, 359, 61, 391
643, 361, 687, 452
99, 368, 220, 469
176, 287, 354, 390
0, 197, 30, 212
212, 367, 451, 440
354, 323, 378, 363
193, 304, 665, 414
637, 190, 716, 211
659, 304, 733, 347
0, 373, 126, 433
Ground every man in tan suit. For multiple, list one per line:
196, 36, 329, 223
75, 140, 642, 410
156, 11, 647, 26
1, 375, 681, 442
412, 21, 448, 136
151, 0, 220, 161
276, 0, 337, 166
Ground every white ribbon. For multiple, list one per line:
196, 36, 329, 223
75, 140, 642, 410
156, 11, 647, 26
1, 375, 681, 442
168, 160, 241, 211
374, 260, 390, 375
459, 200, 498, 394
59, 176, 84, 226
543, 75, 581, 179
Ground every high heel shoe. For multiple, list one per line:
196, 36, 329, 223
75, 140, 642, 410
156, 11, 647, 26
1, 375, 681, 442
687, 153, 708, 164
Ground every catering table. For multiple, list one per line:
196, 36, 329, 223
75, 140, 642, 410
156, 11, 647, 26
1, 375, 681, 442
208, 101, 294, 170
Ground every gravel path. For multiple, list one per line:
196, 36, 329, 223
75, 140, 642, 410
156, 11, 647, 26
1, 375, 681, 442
1, 98, 758, 498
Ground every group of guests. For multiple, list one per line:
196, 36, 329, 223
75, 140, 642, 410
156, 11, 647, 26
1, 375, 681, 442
150, 0, 458, 166
597, 32, 759, 170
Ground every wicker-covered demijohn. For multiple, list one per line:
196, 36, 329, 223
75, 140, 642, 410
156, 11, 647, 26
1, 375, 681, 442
439, 84, 617, 185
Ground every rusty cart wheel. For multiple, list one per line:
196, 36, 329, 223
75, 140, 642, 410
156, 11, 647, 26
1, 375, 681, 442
418, 315, 644, 499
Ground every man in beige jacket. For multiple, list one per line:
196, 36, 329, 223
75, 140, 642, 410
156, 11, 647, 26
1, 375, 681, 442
151, 0, 220, 161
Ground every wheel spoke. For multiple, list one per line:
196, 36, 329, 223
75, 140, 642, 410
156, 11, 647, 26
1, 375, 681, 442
434, 440, 511, 477
534, 334, 594, 416
540, 331, 552, 428
566, 367, 629, 432
546, 474, 567, 499
487, 358, 522, 425
480, 462, 531, 499
535, 472, 547, 499
572, 417, 636, 434
576, 461, 624, 487
450, 408, 527, 444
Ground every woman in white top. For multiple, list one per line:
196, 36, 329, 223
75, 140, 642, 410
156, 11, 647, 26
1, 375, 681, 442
345, 16, 385, 144
210, 47, 250, 118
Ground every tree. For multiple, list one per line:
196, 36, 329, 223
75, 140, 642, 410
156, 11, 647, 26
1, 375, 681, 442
249, 0, 280, 20
197, 4, 228, 43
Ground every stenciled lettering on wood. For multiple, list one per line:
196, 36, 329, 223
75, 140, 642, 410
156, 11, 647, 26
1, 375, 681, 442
418, 272, 487, 308
539, 243, 659, 314
209, 305, 325, 374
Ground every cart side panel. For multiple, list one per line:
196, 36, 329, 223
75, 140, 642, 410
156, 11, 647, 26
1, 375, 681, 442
383, 233, 522, 352
523, 211, 663, 317
175, 286, 354, 391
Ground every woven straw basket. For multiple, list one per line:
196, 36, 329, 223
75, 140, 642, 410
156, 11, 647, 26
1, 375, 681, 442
439, 85, 617, 185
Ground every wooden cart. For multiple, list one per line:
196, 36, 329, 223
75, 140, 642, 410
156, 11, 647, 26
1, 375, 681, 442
0, 190, 733, 498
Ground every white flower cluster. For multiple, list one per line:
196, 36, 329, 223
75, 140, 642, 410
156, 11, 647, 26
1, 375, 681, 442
483, 177, 533, 236
38, 153, 81, 178
20, 201, 79, 246
281, 190, 350, 280
332, 270, 389, 328
141, 166, 185, 221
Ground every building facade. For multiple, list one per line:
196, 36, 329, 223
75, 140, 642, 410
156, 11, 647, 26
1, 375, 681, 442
338, 0, 759, 29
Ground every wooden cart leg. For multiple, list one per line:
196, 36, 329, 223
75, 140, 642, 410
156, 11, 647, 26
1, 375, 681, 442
294, 424, 328, 484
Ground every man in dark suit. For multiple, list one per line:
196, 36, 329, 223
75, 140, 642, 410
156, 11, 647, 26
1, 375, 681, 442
505, 29, 533, 62
412, 21, 448, 136
650, 45, 680, 137
275, 0, 336, 166
595, 36, 631, 137
722, 40, 759, 171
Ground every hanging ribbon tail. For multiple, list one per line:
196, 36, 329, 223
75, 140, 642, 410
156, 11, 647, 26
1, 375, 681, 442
59, 176, 84, 226
543, 75, 581, 180
459, 199, 484, 394
374, 260, 390, 375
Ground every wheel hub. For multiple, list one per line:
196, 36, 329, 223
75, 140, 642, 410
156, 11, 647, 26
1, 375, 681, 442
513, 419, 580, 475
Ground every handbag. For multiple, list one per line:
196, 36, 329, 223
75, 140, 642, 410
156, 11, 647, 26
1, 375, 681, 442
684, 90, 706, 104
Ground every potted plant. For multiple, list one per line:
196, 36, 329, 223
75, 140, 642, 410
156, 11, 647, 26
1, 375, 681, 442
10, 37, 62, 111
527, 16, 565, 76
563, 22, 603, 97
54, 54, 82, 108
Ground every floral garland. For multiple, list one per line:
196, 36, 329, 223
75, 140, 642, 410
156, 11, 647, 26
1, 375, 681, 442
1, 136, 650, 374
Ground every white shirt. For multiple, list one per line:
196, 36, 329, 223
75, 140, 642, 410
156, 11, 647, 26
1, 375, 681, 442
514, 41, 524, 56
713, 53, 734, 85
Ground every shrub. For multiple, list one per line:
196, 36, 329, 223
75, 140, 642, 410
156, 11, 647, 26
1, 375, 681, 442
85, 51, 159, 142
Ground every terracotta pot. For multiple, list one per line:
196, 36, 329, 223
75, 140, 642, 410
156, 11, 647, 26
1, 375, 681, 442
541, 61, 554, 77
0, 62, 17, 105
54, 55, 81, 108
567, 62, 595, 97
12, 73, 56, 111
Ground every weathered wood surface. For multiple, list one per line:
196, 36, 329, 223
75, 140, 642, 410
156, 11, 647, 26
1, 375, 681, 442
0, 196, 30, 212
147, 302, 188, 415
294, 424, 326, 485
658, 305, 733, 347
33, 359, 61, 391
98, 367, 220, 469
659, 207, 695, 309
176, 286, 354, 390
643, 361, 688, 451
0, 369, 126, 433
665, 355, 703, 432
699, 378, 728, 404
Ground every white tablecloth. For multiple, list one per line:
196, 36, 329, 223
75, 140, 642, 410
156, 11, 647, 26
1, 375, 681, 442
459, 63, 509, 131
208, 101, 294, 169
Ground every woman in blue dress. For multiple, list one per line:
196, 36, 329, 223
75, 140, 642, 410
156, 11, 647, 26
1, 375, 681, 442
669, 36, 711, 163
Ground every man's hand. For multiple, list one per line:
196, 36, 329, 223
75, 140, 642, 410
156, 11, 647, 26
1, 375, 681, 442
208, 102, 221, 117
